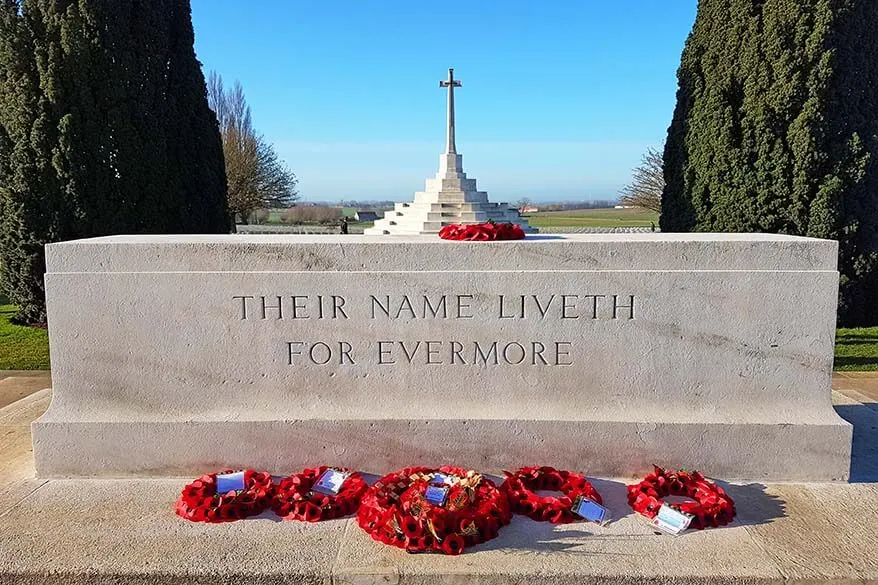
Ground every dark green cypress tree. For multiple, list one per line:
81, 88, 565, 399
662, 0, 878, 326
0, 0, 229, 324
0, 0, 64, 324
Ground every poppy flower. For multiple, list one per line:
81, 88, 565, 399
441, 533, 465, 555
402, 517, 423, 539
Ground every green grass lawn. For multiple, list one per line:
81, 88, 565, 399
834, 327, 878, 371
0, 304, 50, 370
525, 207, 660, 228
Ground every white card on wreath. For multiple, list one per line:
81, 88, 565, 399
215, 471, 246, 493
424, 484, 450, 507
650, 503, 693, 535
572, 497, 610, 525
313, 469, 351, 496
430, 473, 457, 486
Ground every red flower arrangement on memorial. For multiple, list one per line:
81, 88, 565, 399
174, 469, 273, 523
356, 465, 512, 555
501, 466, 603, 524
627, 466, 736, 529
438, 221, 525, 241
272, 466, 368, 521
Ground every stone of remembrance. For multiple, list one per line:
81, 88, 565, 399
34, 233, 851, 481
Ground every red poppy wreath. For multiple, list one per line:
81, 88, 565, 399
502, 466, 604, 524
175, 469, 273, 523
439, 221, 525, 241
356, 466, 512, 555
627, 466, 736, 529
272, 466, 368, 521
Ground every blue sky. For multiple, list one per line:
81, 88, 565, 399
190, 1, 698, 202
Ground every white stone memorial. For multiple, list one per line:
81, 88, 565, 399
364, 68, 532, 235
34, 233, 851, 481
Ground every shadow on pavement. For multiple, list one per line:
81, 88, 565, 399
834, 403, 878, 483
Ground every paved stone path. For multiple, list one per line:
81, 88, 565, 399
0, 371, 51, 410
832, 371, 878, 402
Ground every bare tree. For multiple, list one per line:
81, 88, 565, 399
619, 147, 664, 213
517, 197, 532, 211
207, 72, 299, 224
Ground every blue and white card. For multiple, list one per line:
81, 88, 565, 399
650, 503, 693, 535
215, 471, 246, 493
424, 484, 450, 507
430, 473, 457, 486
572, 497, 610, 525
313, 469, 351, 496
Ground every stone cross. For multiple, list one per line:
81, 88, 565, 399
439, 68, 462, 154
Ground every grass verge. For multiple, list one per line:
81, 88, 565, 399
835, 327, 878, 371
0, 304, 50, 370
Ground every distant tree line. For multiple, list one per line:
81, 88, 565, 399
0, 0, 228, 324
250, 206, 343, 225
535, 200, 618, 211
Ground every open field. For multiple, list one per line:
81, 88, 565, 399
524, 207, 660, 228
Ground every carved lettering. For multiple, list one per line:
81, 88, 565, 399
456, 295, 474, 319
339, 341, 355, 365
261, 296, 283, 320
378, 341, 395, 364
531, 341, 548, 365
396, 296, 417, 319
473, 341, 499, 366
424, 297, 447, 319
498, 295, 515, 319
426, 341, 442, 364
248, 290, 641, 368
503, 342, 526, 365
399, 341, 421, 363
288, 341, 357, 365
332, 296, 348, 319
555, 342, 573, 366
291, 296, 309, 319
561, 295, 578, 319
532, 295, 555, 318
233, 295, 254, 320
612, 295, 636, 320
451, 341, 466, 364
583, 295, 606, 319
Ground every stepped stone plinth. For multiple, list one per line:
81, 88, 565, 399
364, 69, 533, 235
365, 153, 532, 235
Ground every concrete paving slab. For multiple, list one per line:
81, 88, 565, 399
0, 388, 51, 425
333, 478, 785, 585
0, 424, 35, 481
0, 375, 50, 410
0, 371, 51, 380
0, 479, 347, 585
745, 483, 878, 581
833, 372, 878, 403
0, 478, 46, 517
